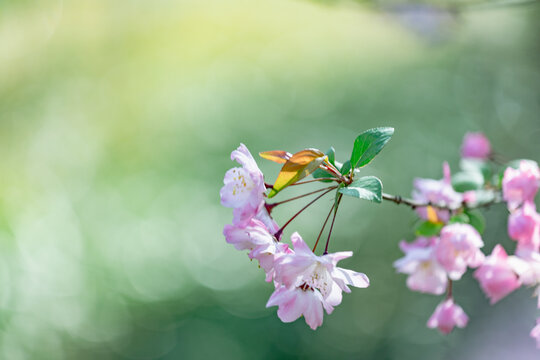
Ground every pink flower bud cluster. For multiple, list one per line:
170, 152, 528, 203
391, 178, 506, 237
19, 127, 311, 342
394, 223, 483, 333
501, 159, 540, 346
221, 144, 369, 330
399, 132, 540, 347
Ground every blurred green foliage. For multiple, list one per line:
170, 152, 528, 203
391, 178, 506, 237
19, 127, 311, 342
0, 0, 539, 359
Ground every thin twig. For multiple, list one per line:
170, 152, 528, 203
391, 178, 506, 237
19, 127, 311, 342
312, 203, 335, 253
274, 186, 338, 240
382, 192, 502, 212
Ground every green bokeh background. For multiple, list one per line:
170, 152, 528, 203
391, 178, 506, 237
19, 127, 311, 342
1, 0, 540, 359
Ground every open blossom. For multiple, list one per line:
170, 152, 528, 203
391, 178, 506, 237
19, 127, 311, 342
394, 237, 447, 295
413, 162, 463, 223
531, 319, 540, 349
268, 232, 369, 329
427, 298, 469, 334
221, 144, 267, 223
502, 160, 540, 210
473, 245, 521, 304
461, 132, 491, 160
434, 223, 484, 280
266, 285, 330, 330
508, 201, 540, 254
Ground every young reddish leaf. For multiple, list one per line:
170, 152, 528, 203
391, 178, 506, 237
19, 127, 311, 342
268, 149, 326, 198
259, 150, 292, 164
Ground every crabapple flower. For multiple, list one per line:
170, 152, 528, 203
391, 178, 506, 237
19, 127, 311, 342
394, 237, 448, 295
473, 245, 521, 304
273, 232, 369, 312
531, 318, 540, 349
508, 201, 540, 254
221, 144, 267, 223
223, 218, 287, 281
434, 223, 484, 280
413, 162, 463, 223
461, 132, 491, 160
427, 298, 469, 334
266, 285, 330, 330
502, 160, 540, 210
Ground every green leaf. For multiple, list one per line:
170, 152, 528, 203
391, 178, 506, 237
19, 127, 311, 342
311, 147, 337, 182
449, 213, 469, 224
465, 209, 486, 234
338, 176, 382, 203
350, 127, 394, 169
452, 171, 484, 192
340, 160, 351, 175
460, 159, 491, 182
326, 147, 336, 166
415, 221, 444, 237
268, 149, 326, 198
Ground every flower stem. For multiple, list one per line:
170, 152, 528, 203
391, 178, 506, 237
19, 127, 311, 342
274, 186, 337, 240
381, 192, 502, 212
268, 186, 338, 209
446, 280, 453, 299
312, 202, 335, 253
323, 193, 342, 255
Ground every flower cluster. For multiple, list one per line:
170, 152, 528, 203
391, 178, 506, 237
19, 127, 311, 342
396, 132, 540, 347
221, 144, 370, 329
221, 129, 540, 349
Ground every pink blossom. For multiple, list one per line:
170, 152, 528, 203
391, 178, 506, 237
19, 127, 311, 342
394, 237, 448, 295
274, 233, 369, 309
531, 318, 540, 349
427, 298, 469, 334
502, 160, 540, 210
221, 144, 267, 222
508, 251, 540, 287
461, 132, 491, 159
223, 218, 286, 281
413, 162, 463, 222
434, 223, 485, 280
508, 201, 540, 254
473, 245, 521, 304
266, 285, 330, 330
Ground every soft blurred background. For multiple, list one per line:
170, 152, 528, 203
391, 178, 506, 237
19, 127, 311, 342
1, 0, 540, 358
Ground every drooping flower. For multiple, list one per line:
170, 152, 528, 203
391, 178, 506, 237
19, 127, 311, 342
434, 223, 484, 280
268, 232, 369, 328
473, 245, 521, 304
427, 298, 469, 334
266, 285, 330, 330
508, 201, 540, 254
531, 318, 540, 349
274, 233, 369, 302
461, 132, 491, 160
413, 162, 463, 223
223, 218, 287, 281
502, 160, 540, 210
221, 144, 267, 222
394, 237, 448, 295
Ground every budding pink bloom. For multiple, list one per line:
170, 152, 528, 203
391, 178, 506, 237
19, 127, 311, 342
434, 223, 485, 280
461, 132, 491, 160
531, 318, 540, 349
427, 298, 469, 334
508, 201, 540, 254
413, 162, 463, 223
221, 144, 267, 223
502, 160, 540, 210
266, 285, 330, 330
394, 237, 448, 295
473, 245, 521, 304
274, 232, 369, 309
